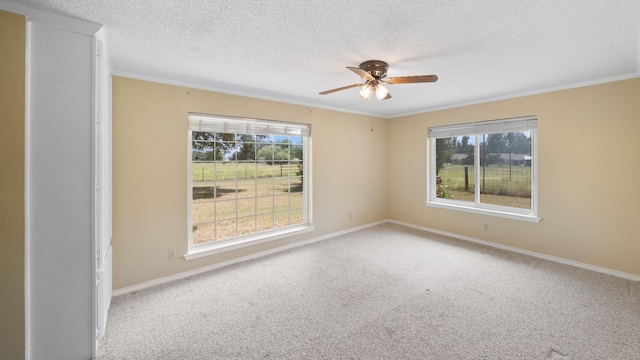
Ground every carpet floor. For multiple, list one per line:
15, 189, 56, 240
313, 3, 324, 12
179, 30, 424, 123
97, 223, 640, 359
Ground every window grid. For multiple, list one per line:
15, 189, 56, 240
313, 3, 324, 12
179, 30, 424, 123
191, 132, 305, 245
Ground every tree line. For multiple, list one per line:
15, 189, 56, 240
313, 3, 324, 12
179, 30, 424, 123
192, 132, 303, 164
436, 132, 531, 175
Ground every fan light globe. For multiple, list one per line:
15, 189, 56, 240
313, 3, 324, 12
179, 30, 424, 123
359, 83, 373, 101
375, 83, 389, 100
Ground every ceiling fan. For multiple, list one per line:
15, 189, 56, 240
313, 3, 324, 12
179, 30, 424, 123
319, 60, 438, 101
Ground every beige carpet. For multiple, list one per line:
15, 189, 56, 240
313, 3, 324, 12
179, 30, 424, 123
98, 223, 640, 359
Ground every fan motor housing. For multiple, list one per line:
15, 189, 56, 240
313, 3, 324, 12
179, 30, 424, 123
360, 60, 389, 79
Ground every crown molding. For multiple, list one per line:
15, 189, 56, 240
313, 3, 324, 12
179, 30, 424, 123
0, 0, 101, 35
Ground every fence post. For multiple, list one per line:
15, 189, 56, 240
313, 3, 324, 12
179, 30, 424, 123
464, 165, 469, 191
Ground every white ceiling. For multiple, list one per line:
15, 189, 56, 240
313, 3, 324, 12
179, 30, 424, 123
9, 0, 640, 117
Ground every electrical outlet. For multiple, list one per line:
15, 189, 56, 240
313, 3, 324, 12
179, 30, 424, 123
483, 223, 489, 230
168, 250, 176, 259
349, 213, 353, 220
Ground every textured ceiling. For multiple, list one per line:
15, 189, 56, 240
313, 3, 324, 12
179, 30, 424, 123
9, 0, 640, 117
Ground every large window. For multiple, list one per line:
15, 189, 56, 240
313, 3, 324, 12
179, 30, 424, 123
427, 116, 539, 222
187, 114, 312, 258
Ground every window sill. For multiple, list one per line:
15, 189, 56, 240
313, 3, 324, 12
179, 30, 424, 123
184, 225, 315, 261
425, 200, 541, 223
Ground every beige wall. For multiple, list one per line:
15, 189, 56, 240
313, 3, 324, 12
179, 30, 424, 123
0, 9, 25, 360
113, 75, 640, 290
388, 78, 640, 276
112, 76, 388, 289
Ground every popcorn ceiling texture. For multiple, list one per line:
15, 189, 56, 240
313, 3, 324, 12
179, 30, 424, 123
12, 0, 640, 117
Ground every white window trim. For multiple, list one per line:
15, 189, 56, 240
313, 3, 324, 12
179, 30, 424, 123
186, 113, 313, 259
426, 116, 540, 223
184, 225, 315, 260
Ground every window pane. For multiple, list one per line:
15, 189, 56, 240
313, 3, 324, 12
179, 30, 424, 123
192, 162, 214, 183
237, 216, 256, 237
192, 131, 216, 141
216, 199, 236, 221
214, 132, 236, 161
235, 134, 256, 142
235, 141, 256, 161
235, 161, 256, 180
237, 179, 256, 198
274, 210, 291, 227
192, 202, 214, 224
254, 162, 273, 178
256, 178, 275, 196
192, 222, 215, 244
274, 176, 292, 193
291, 144, 303, 161
257, 196, 274, 215
274, 135, 289, 143
257, 143, 275, 164
216, 220, 236, 241
436, 137, 475, 202
214, 180, 237, 199
237, 198, 256, 217
192, 132, 218, 162
290, 207, 304, 224
214, 162, 236, 181
274, 194, 290, 212
290, 192, 303, 210
192, 183, 215, 202
257, 134, 272, 143
257, 213, 273, 232
290, 176, 303, 194
479, 132, 532, 209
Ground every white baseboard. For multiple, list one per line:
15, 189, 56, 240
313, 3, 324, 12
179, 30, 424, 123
388, 219, 640, 282
112, 220, 388, 296
113, 218, 639, 296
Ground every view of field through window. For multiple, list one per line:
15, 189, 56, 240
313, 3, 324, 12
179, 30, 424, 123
191, 131, 304, 244
436, 131, 532, 209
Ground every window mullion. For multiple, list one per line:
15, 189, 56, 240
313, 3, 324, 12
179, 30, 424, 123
474, 134, 480, 205
302, 137, 309, 224
530, 130, 538, 214
271, 137, 275, 229
428, 138, 434, 201
287, 139, 291, 224
234, 138, 239, 238
213, 141, 218, 241
254, 141, 258, 234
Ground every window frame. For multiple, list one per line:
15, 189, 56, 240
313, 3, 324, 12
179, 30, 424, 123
185, 113, 314, 260
426, 116, 540, 223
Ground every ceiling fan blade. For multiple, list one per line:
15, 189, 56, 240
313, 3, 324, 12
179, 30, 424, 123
319, 83, 363, 95
382, 92, 392, 100
386, 75, 438, 84
347, 66, 375, 81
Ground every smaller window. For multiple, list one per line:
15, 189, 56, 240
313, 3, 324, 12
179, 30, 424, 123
427, 116, 539, 222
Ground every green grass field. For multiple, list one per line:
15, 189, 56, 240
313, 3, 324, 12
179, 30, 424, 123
192, 161, 300, 181
191, 161, 303, 243
438, 164, 531, 209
